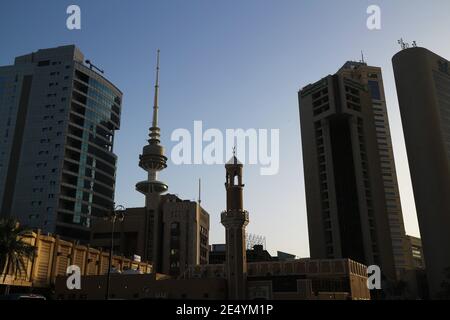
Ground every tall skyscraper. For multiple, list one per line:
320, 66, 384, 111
338, 62, 410, 278
298, 62, 397, 282
91, 51, 210, 276
0, 45, 122, 242
221, 154, 249, 300
393, 47, 450, 298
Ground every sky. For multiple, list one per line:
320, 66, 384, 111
1, 0, 450, 257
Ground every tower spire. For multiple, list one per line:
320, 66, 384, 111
136, 49, 168, 193
136, 49, 168, 269
152, 49, 160, 128
148, 49, 161, 144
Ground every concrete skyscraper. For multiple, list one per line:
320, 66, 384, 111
338, 62, 410, 278
221, 154, 249, 300
393, 47, 450, 298
298, 62, 397, 282
0, 45, 122, 242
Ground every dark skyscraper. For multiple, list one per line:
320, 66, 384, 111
298, 62, 397, 282
0, 45, 122, 242
338, 62, 410, 278
393, 47, 450, 298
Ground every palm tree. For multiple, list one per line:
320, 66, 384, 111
0, 218, 36, 294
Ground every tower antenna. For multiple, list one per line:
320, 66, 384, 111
152, 49, 160, 129
398, 38, 410, 50
198, 178, 201, 204
361, 50, 365, 63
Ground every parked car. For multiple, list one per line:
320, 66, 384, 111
0, 293, 47, 300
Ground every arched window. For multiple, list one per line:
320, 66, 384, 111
233, 174, 239, 186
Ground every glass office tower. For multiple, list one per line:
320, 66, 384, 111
0, 45, 122, 242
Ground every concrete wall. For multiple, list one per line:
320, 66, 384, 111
0, 230, 152, 289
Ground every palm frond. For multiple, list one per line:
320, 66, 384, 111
0, 217, 36, 280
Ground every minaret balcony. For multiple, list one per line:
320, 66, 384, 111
221, 210, 249, 225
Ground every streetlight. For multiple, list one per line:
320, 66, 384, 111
104, 204, 125, 300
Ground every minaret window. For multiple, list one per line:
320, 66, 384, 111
233, 174, 238, 186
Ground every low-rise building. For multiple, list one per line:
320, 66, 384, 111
209, 244, 273, 265
53, 257, 369, 300
0, 230, 152, 294
90, 194, 210, 278
184, 258, 370, 300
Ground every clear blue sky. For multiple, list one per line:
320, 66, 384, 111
1, 0, 450, 257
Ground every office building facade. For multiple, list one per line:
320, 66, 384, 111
298, 62, 397, 282
393, 47, 450, 298
406, 235, 425, 270
0, 45, 122, 241
338, 62, 410, 278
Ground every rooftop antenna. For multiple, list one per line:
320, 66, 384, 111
198, 178, 201, 205
85, 59, 104, 74
397, 38, 410, 50
360, 50, 365, 63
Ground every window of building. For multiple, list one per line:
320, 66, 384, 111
38, 60, 50, 67
368, 80, 381, 100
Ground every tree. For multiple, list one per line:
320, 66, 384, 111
0, 218, 36, 294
